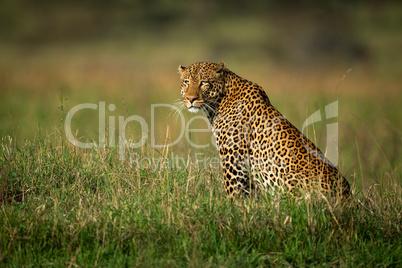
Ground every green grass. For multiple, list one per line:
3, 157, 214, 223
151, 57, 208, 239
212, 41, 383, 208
0, 132, 401, 267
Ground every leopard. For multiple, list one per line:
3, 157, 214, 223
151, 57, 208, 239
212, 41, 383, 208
178, 61, 351, 199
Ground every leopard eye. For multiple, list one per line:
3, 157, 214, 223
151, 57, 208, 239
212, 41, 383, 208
200, 81, 209, 86
183, 80, 190, 85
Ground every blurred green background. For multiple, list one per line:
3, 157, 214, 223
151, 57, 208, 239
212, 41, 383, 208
0, 0, 401, 185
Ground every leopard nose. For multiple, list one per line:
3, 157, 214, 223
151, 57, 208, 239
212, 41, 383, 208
186, 96, 198, 103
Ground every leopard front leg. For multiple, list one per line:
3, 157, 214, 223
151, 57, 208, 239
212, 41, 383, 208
220, 153, 254, 197
213, 115, 254, 196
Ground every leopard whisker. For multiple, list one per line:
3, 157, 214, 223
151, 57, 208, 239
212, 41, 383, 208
168, 99, 186, 123
203, 103, 216, 115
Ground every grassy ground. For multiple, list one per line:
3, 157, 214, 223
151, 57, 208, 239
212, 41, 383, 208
0, 133, 401, 266
0, 3, 401, 267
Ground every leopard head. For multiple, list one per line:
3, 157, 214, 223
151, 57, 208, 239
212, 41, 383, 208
178, 61, 226, 113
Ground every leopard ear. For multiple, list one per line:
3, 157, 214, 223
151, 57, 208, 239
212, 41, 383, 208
178, 65, 186, 74
215, 61, 226, 77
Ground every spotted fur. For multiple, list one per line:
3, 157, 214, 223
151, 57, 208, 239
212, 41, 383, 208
179, 61, 350, 198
